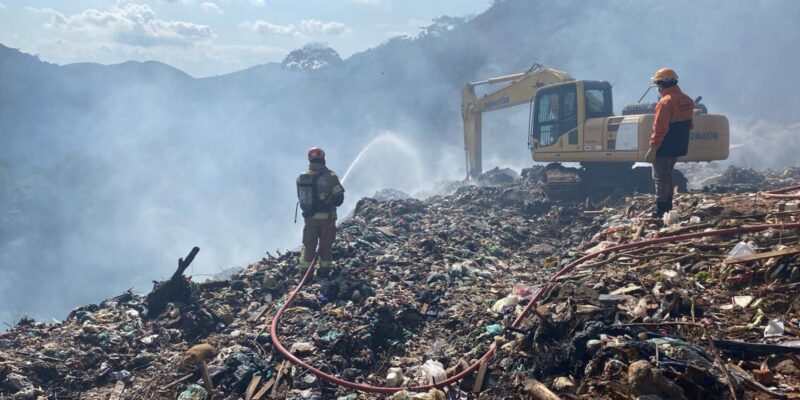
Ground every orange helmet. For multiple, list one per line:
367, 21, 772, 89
307, 147, 325, 161
651, 68, 678, 85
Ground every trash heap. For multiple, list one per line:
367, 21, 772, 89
678, 163, 800, 192
2, 166, 800, 399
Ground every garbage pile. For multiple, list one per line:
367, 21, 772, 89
678, 164, 800, 193
2, 167, 800, 399
708, 166, 768, 190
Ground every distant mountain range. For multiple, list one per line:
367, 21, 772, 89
1, 0, 799, 324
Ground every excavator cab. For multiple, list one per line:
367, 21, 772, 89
528, 81, 613, 154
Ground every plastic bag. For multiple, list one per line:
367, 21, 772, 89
729, 241, 756, 258
421, 360, 447, 384
491, 294, 520, 314
764, 319, 785, 338
663, 210, 679, 226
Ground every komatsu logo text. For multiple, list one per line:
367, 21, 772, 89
485, 96, 510, 110
690, 132, 719, 140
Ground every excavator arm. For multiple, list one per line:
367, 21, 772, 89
461, 65, 573, 179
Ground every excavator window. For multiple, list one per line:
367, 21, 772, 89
584, 81, 614, 118
532, 82, 578, 147
586, 90, 605, 113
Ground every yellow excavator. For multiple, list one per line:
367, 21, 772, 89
461, 64, 730, 197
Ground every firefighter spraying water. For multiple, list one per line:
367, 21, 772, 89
296, 147, 345, 277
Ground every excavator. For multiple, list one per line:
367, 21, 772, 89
461, 64, 730, 198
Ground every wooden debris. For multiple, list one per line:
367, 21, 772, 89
609, 284, 642, 295
245, 374, 262, 400
376, 226, 397, 237
145, 246, 200, 319
661, 222, 714, 236
108, 380, 126, 400
270, 361, 288, 398
251, 378, 275, 400
576, 304, 602, 314
725, 245, 800, 265
472, 360, 487, 393
160, 373, 193, 390
247, 304, 270, 323
523, 378, 561, 400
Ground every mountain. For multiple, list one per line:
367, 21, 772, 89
1, 0, 800, 324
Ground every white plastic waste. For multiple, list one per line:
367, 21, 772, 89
729, 241, 756, 258
689, 216, 701, 224
386, 367, 405, 386
421, 360, 447, 384
733, 295, 754, 308
491, 294, 520, 314
663, 210, 679, 226
660, 269, 683, 285
632, 297, 649, 318
764, 319, 785, 338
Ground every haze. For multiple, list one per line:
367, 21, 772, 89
1, 0, 799, 325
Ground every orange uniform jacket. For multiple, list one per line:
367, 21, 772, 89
650, 85, 694, 157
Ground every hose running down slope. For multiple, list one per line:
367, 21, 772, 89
764, 184, 800, 199
271, 218, 800, 394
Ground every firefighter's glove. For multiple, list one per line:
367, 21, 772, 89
645, 148, 657, 164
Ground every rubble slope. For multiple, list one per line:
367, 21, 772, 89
2, 166, 800, 399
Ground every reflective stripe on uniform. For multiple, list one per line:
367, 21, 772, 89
311, 212, 330, 219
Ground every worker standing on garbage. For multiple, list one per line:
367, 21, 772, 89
296, 147, 345, 277
644, 68, 694, 218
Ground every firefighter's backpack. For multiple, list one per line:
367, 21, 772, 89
297, 170, 324, 217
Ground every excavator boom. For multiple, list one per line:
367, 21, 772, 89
462, 65, 573, 179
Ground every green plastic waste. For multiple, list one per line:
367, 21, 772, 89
178, 384, 207, 400
321, 330, 343, 342
486, 324, 502, 335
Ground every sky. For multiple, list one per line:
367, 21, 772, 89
0, 0, 491, 77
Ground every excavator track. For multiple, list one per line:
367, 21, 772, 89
543, 164, 584, 200
543, 163, 688, 201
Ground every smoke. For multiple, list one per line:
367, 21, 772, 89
727, 120, 800, 169
2, 0, 800, 324
461, 0, 800, 172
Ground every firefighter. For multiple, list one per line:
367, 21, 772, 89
296, 147, 345, 277
645, 68, 694, 218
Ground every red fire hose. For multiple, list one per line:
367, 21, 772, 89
271, 219, 800, 393
763, 184, 800, 199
